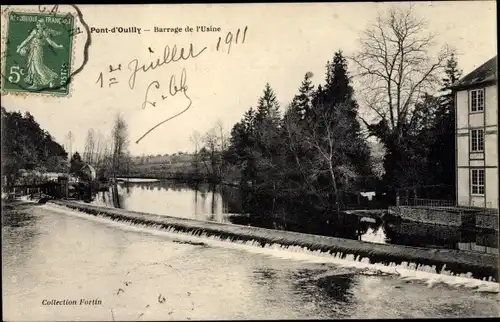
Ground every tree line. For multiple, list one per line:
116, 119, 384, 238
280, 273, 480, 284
1, 6, 464, 214
70, 113, 131, 181
1, 107, 67, 187
351, 6, 461, 201
187, 6, 463, 214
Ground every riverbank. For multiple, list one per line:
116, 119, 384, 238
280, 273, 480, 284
389, 206, 499, 232
114, 174, 243, 187
47, 199, 498, 280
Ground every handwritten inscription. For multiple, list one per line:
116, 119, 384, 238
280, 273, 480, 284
128, 43, 207, 90
216, 27, 248, 54
94, 26, 248, 144
136, 68, 192, 144
141, 68, 189, 110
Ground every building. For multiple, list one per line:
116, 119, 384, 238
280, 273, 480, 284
452, 56, 498, 209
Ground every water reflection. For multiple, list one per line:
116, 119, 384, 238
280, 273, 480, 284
88, 180, 498, 255
384, 221, 499, 255
2, 203, 43, 276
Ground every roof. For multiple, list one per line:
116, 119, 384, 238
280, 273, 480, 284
451, 56, 497, 90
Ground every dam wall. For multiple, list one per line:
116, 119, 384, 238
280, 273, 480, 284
49, 200, 498, 279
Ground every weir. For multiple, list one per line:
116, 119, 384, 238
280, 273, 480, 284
48, 200, 498, 281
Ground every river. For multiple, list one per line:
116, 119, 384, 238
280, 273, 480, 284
2, 201, 499, 320
90, 180, 498, 255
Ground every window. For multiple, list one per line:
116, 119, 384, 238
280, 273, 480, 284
470, 129, 485, 152
471, 169, 485, 195
470, 89, 485, 112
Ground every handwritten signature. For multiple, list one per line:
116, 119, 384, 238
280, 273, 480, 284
135, 68, 192, 144
128, 43, 207, 90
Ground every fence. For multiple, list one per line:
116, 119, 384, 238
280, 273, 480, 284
398, 198, 498, 214
399, 198, 456, 208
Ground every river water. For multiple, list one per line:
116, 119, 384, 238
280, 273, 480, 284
90, 180, 498, 254
2, 201, 499, 320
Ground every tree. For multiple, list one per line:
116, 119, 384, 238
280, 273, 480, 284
424, 53, 463, 198
215, 120, 229, 178
252, 84, 283, 188
280, 51, 375, 212
285, 101, 369, 211
289, 72, 315, 120
255, 83, 281, 125
350, 5, 452, 196
201, 128, 219, 180
111, 113, 129, 177
1, 107, 67, 186
70, 152, 84, 174
323, 51, 373, 180
281, 73, 319, 199
190, 130, 202, 176
199, 121, 229, 182
441, 52, 463, 102
93, 130, 111, 172
225, 107, 258, 183
227, 83, 282, 188
83, 129, 96, 165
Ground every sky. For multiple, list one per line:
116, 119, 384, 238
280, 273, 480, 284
1, 2, 497, 156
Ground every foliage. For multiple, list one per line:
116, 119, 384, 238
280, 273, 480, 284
1, 107, 67, 186
70, 152, 85, 174
351, 5, 454, 196
422, 53, 463, 198
111, 113, 130, 177
224, 50, 375, 215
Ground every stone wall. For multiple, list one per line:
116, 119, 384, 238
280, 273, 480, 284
476, 213, 499, 231
48, 200, 498, 276
390, 206, 499, 231
389, 206, 463, 226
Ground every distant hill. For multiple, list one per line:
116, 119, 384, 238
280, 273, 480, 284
131, 153, 194, 165
125, 153, 203, 179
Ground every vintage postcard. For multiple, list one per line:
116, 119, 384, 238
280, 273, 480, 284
1, 2, 498, 321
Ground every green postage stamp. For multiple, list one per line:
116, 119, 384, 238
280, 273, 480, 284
1, 11, 75, 96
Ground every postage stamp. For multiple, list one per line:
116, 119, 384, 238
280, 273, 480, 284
1, 11, 74, 96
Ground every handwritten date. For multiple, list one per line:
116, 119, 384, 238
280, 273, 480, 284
216, 26, 248, 54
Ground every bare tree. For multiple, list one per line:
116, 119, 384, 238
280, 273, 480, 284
202, 128, 219, 179
190, 130, 202, 153
94, 130, 105, 168
111, 114, 129, 178
215, 119, 229, 152
350, 5, 452, 139
215, 120, 231, 178
83, 129, 96, 165
282, 106, 327, 206
349, 5, 453, 199
197, 123, 230, 180
190, 130, 202, 176
284, 102, 363, 210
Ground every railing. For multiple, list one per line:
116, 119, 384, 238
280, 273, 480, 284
400, 198, 456, 208
398, 198, 498, 214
